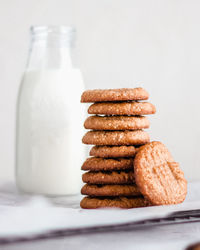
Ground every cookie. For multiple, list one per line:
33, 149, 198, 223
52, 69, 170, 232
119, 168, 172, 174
90, 145, 136, 158
134, 141, 187, 205
88, 102, 156, 115
82, 170, 135, 184
81, 184, 141, 197
80, 196, 148, 209
84, 115, 150, 130
81, 157, 134, 171
81, 87, 149, 103
82, 130, 150, 146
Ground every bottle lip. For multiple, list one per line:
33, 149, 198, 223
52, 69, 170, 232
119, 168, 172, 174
30, 26, 76, 47
30, 25, 76, 35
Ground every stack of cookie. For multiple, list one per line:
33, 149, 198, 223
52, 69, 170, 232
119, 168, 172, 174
80, 88, 156, 209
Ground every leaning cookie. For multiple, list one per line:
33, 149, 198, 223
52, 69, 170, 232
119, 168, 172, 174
81, 87, 149, 103
82, 130, 150, 146
134, 141, 187, 205
88, 102, 156, 115
81, 184, 141, 197
84, 115, 150, 130
82, 170, 135, 184
80, 196, 148, 209
82, 157, 134, 171
90, 145, 137, 158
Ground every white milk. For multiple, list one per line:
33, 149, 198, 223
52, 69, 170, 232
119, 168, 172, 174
16, 69, 85, 195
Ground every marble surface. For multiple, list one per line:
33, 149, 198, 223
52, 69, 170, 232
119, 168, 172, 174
1, 221, 200, 250
0, 182, 200, 250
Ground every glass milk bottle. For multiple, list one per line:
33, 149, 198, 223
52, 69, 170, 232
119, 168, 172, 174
16, 26, 85, 195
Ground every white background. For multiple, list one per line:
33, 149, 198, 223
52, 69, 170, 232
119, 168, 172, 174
0, 0, 200, 182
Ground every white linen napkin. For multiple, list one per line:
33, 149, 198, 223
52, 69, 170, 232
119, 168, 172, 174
0, 182, 199, 238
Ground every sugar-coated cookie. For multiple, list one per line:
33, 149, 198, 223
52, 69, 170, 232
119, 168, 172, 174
90, 145, 137, 158
88, 102, 156, 115
81, 88, 149, 103
134, 141, 187, 205
82, 130, 150, 146
80, 196, 148, 209
81, 157, 134, 171
81, 184, 141, 197
82, 170, 135, 184
84, 115, 150, 130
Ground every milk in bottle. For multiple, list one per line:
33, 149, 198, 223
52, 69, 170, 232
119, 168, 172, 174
16, 26, 85, 195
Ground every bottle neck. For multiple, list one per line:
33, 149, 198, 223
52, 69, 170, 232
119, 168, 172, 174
26, 26, 75, 71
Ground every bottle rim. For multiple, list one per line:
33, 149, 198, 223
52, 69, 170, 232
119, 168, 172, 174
30, 25, 76, 36
30, 26, 76, 47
